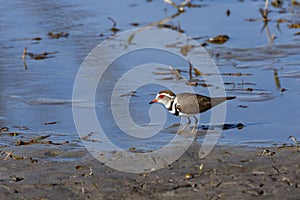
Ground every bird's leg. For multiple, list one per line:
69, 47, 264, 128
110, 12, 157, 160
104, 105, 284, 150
192, 116, 198, 132
179, 117, 191, 133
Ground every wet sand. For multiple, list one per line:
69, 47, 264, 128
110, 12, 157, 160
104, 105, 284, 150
1, 142, 299, 199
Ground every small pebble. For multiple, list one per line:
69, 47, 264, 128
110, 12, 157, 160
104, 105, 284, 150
185, 173, 194, 180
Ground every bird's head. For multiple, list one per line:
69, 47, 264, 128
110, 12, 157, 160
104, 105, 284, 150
149, 90, 176, 106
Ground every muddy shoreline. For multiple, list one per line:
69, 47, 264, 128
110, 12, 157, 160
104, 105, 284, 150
1, 142, 299, 200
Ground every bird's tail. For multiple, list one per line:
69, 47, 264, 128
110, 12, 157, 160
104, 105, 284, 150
211, 96, 236, 108
226, 96, 236, 100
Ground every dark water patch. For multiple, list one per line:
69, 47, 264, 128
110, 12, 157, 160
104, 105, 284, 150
200, 123, 245, 131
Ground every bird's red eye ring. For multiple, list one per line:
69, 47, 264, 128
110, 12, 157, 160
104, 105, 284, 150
159, 94, 165, 99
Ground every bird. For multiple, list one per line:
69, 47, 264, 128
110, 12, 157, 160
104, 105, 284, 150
149, 90, 235, 133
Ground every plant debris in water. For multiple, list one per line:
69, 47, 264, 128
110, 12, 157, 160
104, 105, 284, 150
81, 132, 101, 143
159, 23, 184, 33
0, 127, 9, 132
222, 72, 252, 76
108, 17, 120, 34
11, 37, 42, 41
48, 31, 69, 39
153, 66, 184, 80
8, 132, 20, 136
273, 69, 286, 92
16, 135, 68, 146
120, 91, 137, 97
292, 0, 300, 5
288, 23, 300, 29
294, 32, 300, 35
166, 42, 200, 56
271, 0, 283, 8
22, 47, 58, 60
12, 125, 29, 130
207, 35, 229, 44
43, 121, 59, 125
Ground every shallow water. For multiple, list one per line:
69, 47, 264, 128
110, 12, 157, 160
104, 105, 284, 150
1, 0, 300, 150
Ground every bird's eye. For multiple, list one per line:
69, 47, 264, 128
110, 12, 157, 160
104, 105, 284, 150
159, 94, 165, 99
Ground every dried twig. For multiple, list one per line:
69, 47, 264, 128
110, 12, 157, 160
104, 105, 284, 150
4, 150, 14, 161
89, 166, 93, 176
22, 47, 27, 61
108, 17, 120, 34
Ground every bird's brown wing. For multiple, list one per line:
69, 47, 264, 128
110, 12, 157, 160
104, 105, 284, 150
176, 93, 235, 114
176, 93, 211, 114
196, 94, 213, 113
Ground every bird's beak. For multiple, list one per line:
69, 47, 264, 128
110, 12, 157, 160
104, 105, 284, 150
149, 99, 158, 104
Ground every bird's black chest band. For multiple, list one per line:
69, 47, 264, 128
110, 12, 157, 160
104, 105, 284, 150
173, 103, 180, 116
